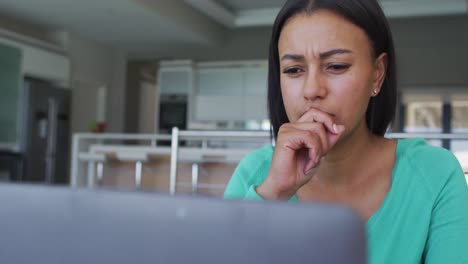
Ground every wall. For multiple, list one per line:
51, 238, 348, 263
139, 81, 157, 134
125, 61, 158, 134
391, 15, 468, 87
68, 34, 127, 133
142, 14, 468, 133
0, 16, 53, 45
0, 16, 128, 134
125, 61, 143, 134
146, 15, 468, 89
135, 26, 271, 61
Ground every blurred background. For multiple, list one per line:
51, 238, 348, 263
0, 0, 467, 196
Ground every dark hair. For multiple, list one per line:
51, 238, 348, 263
268, 0, 397, 139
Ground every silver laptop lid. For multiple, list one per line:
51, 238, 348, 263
0, 184, 366, 264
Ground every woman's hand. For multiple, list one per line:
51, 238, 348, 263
257, 108, 345, 200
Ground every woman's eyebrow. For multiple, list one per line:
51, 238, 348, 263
319, 49, 352, 59
280, 54, 305, 62
280, 49, 353, 62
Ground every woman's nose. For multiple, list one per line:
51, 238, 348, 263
303, 70, 328, 101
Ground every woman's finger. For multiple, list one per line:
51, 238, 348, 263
297, 107, 342, 135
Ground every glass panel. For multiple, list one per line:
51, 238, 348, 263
404, 101, 442, 132
452, 148, 468, 180
0, 43, 22, 145
426, 140, 443, 148
450, 98, 468, 173
451, 140, 468, 152
451, 100, 468, 133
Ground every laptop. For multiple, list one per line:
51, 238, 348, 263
0, 184, 366, 264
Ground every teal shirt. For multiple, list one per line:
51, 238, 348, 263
224, 138, 468, 263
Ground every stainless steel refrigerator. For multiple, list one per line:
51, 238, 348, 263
20, 77, 71, 184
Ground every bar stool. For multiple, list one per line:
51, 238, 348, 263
115, 152, 148, 190
77, 153, 106, 188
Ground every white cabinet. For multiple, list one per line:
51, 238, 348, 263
159, 71, 191, 95
243, 66, 268, 120
0, 34, 70, 84
196, 68, 243, 96
22, 44, 70, 83
158, 61, 193, 95
194, 96, 243, 121
193, 61, 268, 122
157, 60, 269, 125
194, 67, 244, 121
244, 96, 268, 120
244, 67, 268, 96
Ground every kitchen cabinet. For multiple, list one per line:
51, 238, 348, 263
194, 96, 244, 121
196, 68, 243, 96
194, 67, 244, 121
158, 60, 269, 126
193, 61, 268, 122
0, 43, 22, 149
0, 35, 70, 84
244, 96, 268, 120
243, 66, 268, 120
158, 60, 193, 96
156, 61, 193, 133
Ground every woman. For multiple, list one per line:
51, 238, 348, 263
224, 0, 468, 263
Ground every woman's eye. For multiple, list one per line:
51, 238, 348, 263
327, 64, 350, 72
283, 67, 303, 74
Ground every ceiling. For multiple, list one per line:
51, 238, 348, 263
216, 0, 287, 12
0, 0, 466, 55
188, 0, 468, 27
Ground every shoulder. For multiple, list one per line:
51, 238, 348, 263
238, 144, 274, 169
234, 145, 274, 183
224, 145, 274, 199
397, 138, 464, 193
233, 145, 273, 185
399, 138, 461, 170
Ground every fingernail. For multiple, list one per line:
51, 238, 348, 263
339, 125, 345, 133
333, 123, 338, 133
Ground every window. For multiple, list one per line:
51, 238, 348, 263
402, 91, 468, 179
403, 94, 443, 147
450, 95, 468, 172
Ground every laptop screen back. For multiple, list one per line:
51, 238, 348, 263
0, 184, 366, 264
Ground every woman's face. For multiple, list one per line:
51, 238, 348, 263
278, 10, 386, 135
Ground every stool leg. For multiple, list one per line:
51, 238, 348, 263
170, 127, 179, 195
135, 161, 143, 189
87, 161, 95, 188
191, 163, 199, 195
96, 162, 104, 186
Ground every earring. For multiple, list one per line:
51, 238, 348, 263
373, 88, 378, 95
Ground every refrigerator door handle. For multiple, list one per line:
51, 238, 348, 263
45, 98, 58, 184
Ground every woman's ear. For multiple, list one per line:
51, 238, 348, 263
372, 53, 388, 94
